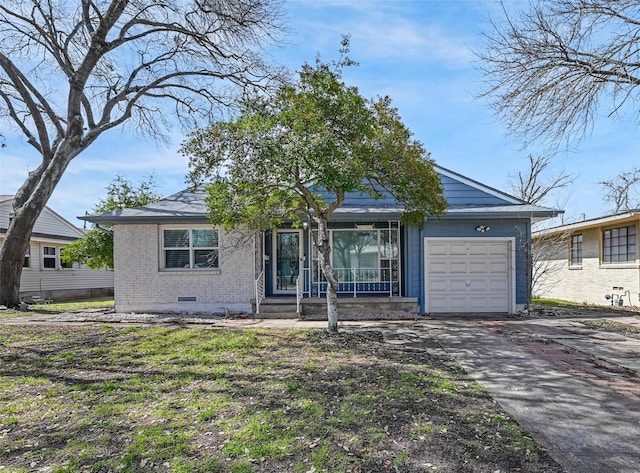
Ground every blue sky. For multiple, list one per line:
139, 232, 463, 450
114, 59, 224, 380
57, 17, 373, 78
1, 0, 637, 226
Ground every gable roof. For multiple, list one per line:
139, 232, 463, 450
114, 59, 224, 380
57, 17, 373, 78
0, 195, 85, 240
534, 208, 640, 237
435, 165, 525, 206
82, 169, 561, 225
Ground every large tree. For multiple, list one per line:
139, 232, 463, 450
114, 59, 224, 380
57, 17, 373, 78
477, 0, 640, 145
62, 174, 161, 269
0, 0, 284, 307
182, 40, 447, 333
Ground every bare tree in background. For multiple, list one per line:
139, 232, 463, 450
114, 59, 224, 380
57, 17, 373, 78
599, 166, 640, 212
529, 229, 571, 300
0, 0, 285, 307
509, 154, 576, 309
508, 154, 576, 205
477, 0, 640, 145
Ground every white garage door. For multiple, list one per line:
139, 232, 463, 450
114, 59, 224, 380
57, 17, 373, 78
425, 239, 513, 313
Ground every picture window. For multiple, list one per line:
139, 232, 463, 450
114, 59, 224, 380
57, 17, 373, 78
163, 228, 219, 269
603, 225, 636, 264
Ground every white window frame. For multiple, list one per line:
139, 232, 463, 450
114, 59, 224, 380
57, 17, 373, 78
42, 245, 58, 269
161, 226, 220, 270
23, 244, 31, 269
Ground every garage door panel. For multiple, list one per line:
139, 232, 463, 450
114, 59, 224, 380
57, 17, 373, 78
449, 261, 468, 273
428, 261, 448, 274
447, 279, 470, 291
468, 296, 508, 312
446, 298, 470, 311
425, 239, 512, 313
428, 296, 449, 312
448, 243, 469, 256
489, 261, 508, 273
488, 278, 508, 291
469, 261, 488, 273
467, 279, 489, 291
428, 244, 448, 256
428, 279, 448, 292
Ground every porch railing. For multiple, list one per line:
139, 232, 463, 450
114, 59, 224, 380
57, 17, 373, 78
254, 269, 265, 314
296, 273, 303, 314
309, 267, 395, 297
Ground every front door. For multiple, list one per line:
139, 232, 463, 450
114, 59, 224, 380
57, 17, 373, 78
274, 230, 302, 293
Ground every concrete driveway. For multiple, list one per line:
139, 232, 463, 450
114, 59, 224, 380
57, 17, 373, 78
417, 314, 640, 473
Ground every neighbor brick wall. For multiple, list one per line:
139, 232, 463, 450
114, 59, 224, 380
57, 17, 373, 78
535, 226, 640, 307
113, 224, 255, 314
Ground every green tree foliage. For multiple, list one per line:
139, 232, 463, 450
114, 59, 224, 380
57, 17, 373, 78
62, 175, 160, 269
182, 38, 447, 332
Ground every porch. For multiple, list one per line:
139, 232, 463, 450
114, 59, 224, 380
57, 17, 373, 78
251, 296, 420, 320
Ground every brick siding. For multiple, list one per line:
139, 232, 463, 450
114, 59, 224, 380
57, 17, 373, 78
113, 224, 255, 314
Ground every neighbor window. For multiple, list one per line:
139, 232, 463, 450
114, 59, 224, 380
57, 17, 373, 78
163, 228, 219, 269
23, 245, 31, 268
43, 246, 57, 269
603, 225, 636, 264
570, 234, 582, 266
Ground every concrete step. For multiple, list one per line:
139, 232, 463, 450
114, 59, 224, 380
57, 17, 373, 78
253, 297, 298, 318
254, 312, 299, 319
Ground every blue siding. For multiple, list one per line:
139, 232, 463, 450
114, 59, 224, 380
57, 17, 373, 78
441, 175, 512, 206
313, 173, 519, 209
404, 218, 531, 313
267, 171, 533, 312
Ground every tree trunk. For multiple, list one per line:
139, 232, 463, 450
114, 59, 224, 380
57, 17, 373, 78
0, 150, 75, 307
0, 202, 46, 308
314, 215, 339, 333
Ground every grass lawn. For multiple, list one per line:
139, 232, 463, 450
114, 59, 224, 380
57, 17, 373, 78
0, 299, 114, 321
0, 324, 562, 473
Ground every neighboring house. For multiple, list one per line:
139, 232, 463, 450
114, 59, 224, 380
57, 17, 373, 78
533, 209, 640, 308
82, 166, 559, 317
0, 195, 114, 302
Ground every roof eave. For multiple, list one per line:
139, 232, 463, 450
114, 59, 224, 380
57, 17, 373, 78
534, 210, 640, 236
79, 214, 211, 225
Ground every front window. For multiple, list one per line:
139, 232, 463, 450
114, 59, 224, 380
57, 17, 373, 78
310, 223, 400, 296
570, 234, 582, 266
603, 225, 636, 264
43, 246, 57, 269
332, 230, 379, 281
163, 228, 219, 269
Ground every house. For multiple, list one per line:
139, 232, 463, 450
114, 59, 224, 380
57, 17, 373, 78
0, 195, 114, 302
533, 209, 639, 308
81, 166, 559, 318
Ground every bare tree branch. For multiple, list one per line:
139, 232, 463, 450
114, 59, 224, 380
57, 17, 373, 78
476, 0, 640, 145
508, 154, 577, 205
0, 0, 285, 307
599, 166, 640, 212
